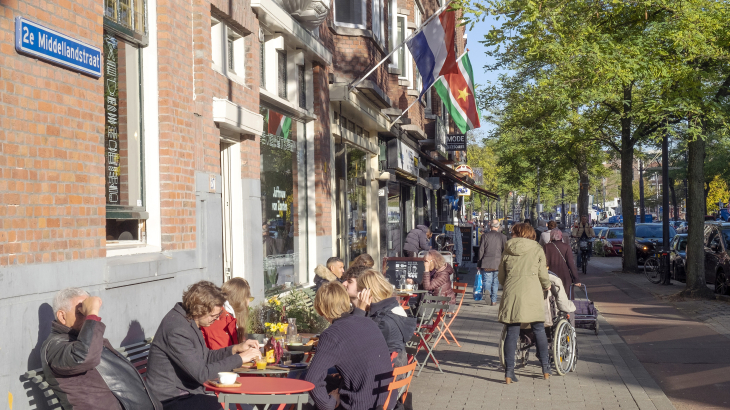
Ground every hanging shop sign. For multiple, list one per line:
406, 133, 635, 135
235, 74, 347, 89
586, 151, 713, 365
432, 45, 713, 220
455, 164, 474, 179
456, 185, 471, 196
446, 133, 466, 151
387, 139, 420, 177
15, 17, 102, 78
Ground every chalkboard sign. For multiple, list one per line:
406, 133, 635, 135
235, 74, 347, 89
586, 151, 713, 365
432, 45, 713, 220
460, 226, 472, 262
381, 257, 426, 286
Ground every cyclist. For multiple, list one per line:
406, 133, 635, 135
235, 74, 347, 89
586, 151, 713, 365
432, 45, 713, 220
571, 215, 595, 269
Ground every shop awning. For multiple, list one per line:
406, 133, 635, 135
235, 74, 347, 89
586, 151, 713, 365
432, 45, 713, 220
420, 152, 500, 200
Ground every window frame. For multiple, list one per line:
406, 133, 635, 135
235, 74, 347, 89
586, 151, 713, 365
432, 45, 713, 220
211, 16, 246, 85
333, 0, 366, 30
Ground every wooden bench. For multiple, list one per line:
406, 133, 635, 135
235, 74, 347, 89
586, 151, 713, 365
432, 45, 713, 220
23, 337, 153, 409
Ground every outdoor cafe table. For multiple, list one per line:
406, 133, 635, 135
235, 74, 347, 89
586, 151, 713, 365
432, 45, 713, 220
204, 377, 314, 410
396, 289, 428, 312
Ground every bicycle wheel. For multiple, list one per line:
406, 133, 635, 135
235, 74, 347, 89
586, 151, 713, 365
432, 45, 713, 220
644, 257, 662, 284
551, 319, 576, 376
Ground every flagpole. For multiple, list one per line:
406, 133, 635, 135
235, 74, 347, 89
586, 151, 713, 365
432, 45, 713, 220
348, 1, 453, 92
390, 82, 437, 125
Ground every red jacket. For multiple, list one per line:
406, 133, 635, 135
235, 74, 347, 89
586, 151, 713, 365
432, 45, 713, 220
423, 264, 456, 305
200, 308, 239, 350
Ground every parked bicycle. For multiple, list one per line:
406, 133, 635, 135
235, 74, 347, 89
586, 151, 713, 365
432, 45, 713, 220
644, 251, 669, 284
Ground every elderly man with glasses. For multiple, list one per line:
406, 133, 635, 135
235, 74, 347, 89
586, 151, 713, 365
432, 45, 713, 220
41, 288, 161, 410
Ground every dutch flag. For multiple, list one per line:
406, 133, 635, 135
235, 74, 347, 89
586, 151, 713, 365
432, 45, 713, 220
406, 10, 458, 96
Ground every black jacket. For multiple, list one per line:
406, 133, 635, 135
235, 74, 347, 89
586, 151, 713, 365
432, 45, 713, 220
41, 319, 160, 410
359, 298, 416, 354
146, 303, 243, 402
403, 225, 431, 255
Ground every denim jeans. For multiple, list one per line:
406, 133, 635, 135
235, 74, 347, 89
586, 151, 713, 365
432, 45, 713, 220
503, 322, 550, 375
482, 270, 499, 303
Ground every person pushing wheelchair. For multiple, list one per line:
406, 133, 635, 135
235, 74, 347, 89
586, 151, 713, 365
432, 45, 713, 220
498, 223, 552, 384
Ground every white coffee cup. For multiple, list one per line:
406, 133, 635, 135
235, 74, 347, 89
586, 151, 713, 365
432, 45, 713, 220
218, 372, 237, 385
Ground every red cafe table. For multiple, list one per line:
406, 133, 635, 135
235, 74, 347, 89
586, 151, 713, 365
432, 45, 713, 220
204, 376, 314, 410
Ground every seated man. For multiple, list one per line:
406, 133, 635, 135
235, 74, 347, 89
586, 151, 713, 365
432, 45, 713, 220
41, 288, 161, 410
146, 281, 261, 410
313, 257, 345, 292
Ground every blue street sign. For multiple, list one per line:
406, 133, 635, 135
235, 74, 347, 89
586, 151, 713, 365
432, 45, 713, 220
15, 17, 101, 78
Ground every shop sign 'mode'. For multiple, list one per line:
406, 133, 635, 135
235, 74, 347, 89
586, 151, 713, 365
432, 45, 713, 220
15, 17, 102, 78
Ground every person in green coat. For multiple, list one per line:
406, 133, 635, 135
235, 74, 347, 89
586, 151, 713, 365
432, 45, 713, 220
498, 223, 552, 384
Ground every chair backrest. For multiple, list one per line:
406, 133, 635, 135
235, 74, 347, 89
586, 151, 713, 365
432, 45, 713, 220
23, 338, 153, 409
382, 361, 418, 410
421, 295, 450, 305
451, 282, 467, 314
301, 287, 317, 308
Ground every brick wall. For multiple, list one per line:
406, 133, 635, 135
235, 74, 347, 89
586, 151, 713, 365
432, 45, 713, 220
0, 0, 106, 265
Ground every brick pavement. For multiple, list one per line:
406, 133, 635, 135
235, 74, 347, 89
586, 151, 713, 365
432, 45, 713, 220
607, 269, 730, 339
409, 263, 675, 410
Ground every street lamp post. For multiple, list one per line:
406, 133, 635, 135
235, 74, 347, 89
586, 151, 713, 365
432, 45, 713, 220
639, 157, 646, 223
661, 133, 671, 285
561, 187, 566, 227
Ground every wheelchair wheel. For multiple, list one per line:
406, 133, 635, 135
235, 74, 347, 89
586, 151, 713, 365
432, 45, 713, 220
552, 319, 576, 376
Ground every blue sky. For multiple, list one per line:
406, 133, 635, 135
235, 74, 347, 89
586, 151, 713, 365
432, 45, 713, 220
464, 14, 508, 133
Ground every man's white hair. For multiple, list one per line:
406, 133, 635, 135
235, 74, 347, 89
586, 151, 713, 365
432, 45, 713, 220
52, 288, 89, 315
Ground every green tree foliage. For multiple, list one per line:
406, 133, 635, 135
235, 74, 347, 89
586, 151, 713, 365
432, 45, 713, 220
456, 0, 730, 279
706, 176, 730, 214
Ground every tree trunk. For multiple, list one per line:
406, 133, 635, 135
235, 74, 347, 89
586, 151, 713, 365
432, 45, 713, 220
669, 178, 678, 221
620, 85, 638, 272
683, 136, 713, 297
577, 155, 590, 219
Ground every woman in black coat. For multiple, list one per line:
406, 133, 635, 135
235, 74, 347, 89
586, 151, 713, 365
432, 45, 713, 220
542, 229, 580, 293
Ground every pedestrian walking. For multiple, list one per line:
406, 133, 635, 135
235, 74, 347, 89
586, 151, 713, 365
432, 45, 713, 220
498, 223, 552, 384
477, 219, 507, 306
538, 220, 557, 246
543, 229, 580, 293
403, 225, 432, 257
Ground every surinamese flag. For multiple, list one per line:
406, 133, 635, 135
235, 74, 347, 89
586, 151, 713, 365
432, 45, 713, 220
406, 10, 458, 95
434, 52, 481, 133
267, 110, 292, 139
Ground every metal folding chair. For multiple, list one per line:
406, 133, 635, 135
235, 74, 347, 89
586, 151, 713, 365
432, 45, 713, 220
411, 300, 448, 376
382, 361, 418, 410
432, 282, 467, 348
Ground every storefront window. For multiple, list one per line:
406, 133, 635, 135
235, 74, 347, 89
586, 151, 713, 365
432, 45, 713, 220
347, 147, 368, 262
104, 32, 146, 244
260, 106, 305, 295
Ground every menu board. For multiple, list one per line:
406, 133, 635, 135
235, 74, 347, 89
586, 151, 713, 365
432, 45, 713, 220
382, 257, 426, 286
460, 226, 472, 262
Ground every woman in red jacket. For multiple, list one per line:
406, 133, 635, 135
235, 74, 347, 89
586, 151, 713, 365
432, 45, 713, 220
421, 250, 456, 305
200, 277, 252, 350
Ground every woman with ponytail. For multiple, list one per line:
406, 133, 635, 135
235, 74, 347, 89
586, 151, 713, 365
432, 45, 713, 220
200, 278, 252, 349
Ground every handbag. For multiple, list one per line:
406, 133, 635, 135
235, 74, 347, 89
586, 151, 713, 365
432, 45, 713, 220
473, 270, 483, 301
551, 242, 576, 284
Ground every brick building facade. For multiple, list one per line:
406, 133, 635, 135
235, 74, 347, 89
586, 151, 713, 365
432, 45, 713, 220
1, 0, 472, 407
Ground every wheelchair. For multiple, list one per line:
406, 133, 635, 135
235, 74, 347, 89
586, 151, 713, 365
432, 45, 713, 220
498, 290, 578, 376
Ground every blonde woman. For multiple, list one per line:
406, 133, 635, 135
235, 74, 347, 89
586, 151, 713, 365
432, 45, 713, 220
354, 271, 416, 363
305, 282, 393, 410
421, 250, 456, 305
200, 277, 252, 350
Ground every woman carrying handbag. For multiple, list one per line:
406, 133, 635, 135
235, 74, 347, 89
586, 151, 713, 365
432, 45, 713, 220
543, 229, 581, 295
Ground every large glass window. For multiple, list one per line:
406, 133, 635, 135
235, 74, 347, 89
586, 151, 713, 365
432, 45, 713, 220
347, 147, 368, 261
260, 106, 306, 295
372, 0, 384, 43
104, 32, 147, 244
277, 50, 287, 99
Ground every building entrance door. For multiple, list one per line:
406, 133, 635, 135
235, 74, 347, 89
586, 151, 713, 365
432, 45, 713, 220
220, 141, 234, 282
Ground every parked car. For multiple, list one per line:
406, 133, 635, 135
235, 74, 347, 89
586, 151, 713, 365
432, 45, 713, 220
634, 223, 677, 264
671, 221, 688, 234
603, 228, 624, 256
669, 234, 688, 282
703, 222, 730, 295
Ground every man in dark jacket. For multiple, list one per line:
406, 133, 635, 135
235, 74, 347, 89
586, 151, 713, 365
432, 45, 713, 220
313, 257, 345, 292
477, 219, 507, 306
403, 224, 432, 257
41, 288, 160, 410
146, 281, 262, 410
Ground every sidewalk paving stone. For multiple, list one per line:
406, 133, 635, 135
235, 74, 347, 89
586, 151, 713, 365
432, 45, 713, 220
408, 264, 674, 410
